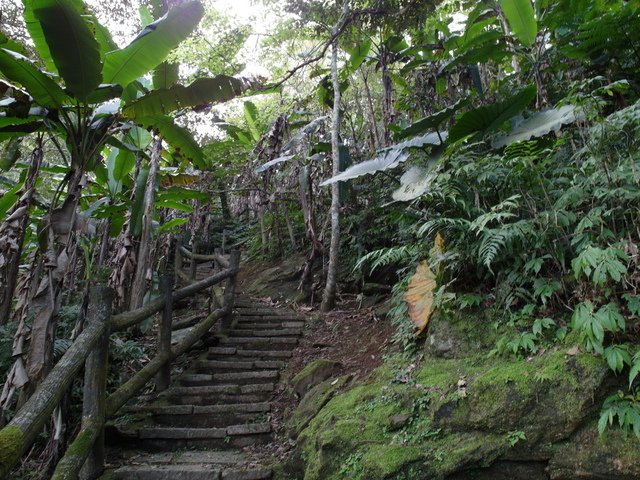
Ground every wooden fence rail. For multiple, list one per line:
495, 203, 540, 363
0, 248, 241, 479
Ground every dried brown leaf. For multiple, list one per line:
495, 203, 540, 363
404, 261, 437, 335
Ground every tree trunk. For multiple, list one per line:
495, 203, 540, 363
283, 204, 297, 251
321, 34, 343, 312
129, 138, 162, 310
0, 146, 43, 324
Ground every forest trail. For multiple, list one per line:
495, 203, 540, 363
103, 262, 306, 480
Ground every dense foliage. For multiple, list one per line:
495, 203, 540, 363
1, 0, 640, 475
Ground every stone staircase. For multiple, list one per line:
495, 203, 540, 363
105, 295, 305, 480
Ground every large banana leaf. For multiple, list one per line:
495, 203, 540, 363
449, 86, 537, 142
102, 1, 204, 87
244, 101, 261, 142
152, 62, 179, 90
498, 0, 537, 47
33, 0, 102, 101
135, 115, 205, 169
0, 49, 68, 108
122, 76, 243, 118
492, 105, 580, 148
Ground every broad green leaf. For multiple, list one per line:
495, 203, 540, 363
157, 187, 207, 202
103, 1, 204, 87
449, 85, 536, 142
243, 101, 260, 142
321, 132, 445, 186
122, 76, 243, 118
0, 183, 21, 220
33, 0, 102, 100
155, 199, 193, 212
0, 137, 22, 171
397, 97, 470, 139
492, 105, 580, 147
321, 149, 409, 186
441, 41, 509, 72
0, 116, 43, 140
0, 48, 68, 108
136, 115, 205, 169
152, 62, 179, 90
107, 147, 136, 195
344, 39, 371, 75
498, 0, 538, 47
86, 84, 123, 104
158, 217, 188, 234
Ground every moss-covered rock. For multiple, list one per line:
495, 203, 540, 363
291, 359, 342, 398
0, 425, 23, 478
287, 375, 351, 439
294, 349, 615, 480
548, 420, 640, 479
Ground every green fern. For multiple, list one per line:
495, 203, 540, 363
355, 244, 420, 274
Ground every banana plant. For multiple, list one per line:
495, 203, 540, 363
0, 0, 246, 396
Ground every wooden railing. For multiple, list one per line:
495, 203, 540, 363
0, 248, 241, 480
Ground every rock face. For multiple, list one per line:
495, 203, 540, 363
288, 314, 640, 480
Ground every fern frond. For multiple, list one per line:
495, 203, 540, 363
355, 244, 419, 274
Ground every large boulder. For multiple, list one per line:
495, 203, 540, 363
292, 349, 619, 480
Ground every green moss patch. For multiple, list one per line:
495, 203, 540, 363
0, 425, 23, 477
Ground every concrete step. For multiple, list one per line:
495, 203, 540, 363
229, 328, 302, 337
195, 360, 285, 372
179, 370, 278, 386
235, 314, 303, 322
218, 337, 298, 349
233, 321, 304, 330
123, 403, 271, 427
207, 348, 293, 360
135, 423, 272, 450
110, 464, 272, 480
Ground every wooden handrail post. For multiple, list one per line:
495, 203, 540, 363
190, 238, 198, 281
80, 285, 113, 480
174, 238, 183, 280
51, 285, 113, 480
221, 229, 227, 254
222, 250, 241, 329
155, 273, 173, 392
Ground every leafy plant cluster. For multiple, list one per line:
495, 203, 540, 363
337, 0, 640, 438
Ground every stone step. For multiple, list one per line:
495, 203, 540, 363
233, 308, 300, 318
135, 423, 272, 450
235, 314, 303, 322
122, 403, 271, 427
207, 348, 293, 360
180, 370, 278, 386
110, 464, 272, 480
195, 360, 285, 372
233, 321, 304, 330
229, 328, 302, 337
125, 402, 271, 416
218, 337, 298, 350
169, 392, 271, 406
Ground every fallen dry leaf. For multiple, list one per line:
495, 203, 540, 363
404, 261, 437, 335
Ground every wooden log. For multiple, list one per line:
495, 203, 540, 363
50, 416, 102, 480
0, 286, 113, 478
155, 274, 173, 392
179, 246, 229, 269
110, 267, 236, 332
106, 308, 227, 417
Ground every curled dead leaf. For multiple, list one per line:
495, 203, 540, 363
404, 261, 436, 335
